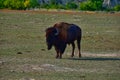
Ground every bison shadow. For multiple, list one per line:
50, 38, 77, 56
67, 57, 120, 61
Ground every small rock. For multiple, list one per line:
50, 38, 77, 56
41, 49, 45, 51
0, 61, 5, 65
10, 70, 15, 72
20, 78, 35, 80
17, 52, 23, 54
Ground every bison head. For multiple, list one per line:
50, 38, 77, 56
45, 27, 59, 50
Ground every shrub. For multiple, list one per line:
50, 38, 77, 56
48, 4, 58, 9
66, 2, 78, 9
24, 0, 30, 8
12, 0, 25, 10
3, 0, 11, 9
114, 5, 120, 11
3, 0, 25, 10
0, 0, 4, 9
80, 1, 92, 11
40, 3, 49, 9
29, 0, 39, 8
1, 0, 119, 11
79, 0, 103, 11
2, 0, 39, 10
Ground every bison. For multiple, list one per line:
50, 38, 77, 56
45, 22, 82, 59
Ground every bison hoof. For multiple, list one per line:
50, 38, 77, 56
56, 56, 59, 59
56, 57, 62, 59
71, 55, 74, 57
56, 56, 62, 59
79, 55, 81, 58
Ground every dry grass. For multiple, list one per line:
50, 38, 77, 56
0, 10, 120, 80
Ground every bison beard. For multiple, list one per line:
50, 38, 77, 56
45, 22, 82, 59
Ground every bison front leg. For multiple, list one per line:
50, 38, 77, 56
56, 52, 62, 59
59, 53, 63, 59
55, 47, 59, 58
55, 47, 63, 59
56, 53, 59, 59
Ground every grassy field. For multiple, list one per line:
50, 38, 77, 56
0, 10, 120, 80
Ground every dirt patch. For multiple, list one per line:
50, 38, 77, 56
10, 64, 78, 73
37, 64, 78, 72
66, 52, 120, 58
8, 63, 107, 73
82, 52, 120, 57
19, 78, 35, 80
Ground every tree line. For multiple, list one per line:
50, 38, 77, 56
0, 0, 120, 11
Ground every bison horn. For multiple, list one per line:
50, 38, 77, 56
55, 28, 59, 36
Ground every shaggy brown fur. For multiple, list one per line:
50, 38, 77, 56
53, 22, 71, 41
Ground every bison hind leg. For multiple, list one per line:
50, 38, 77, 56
71, 42, 75, 57
77, 37, 81, 58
